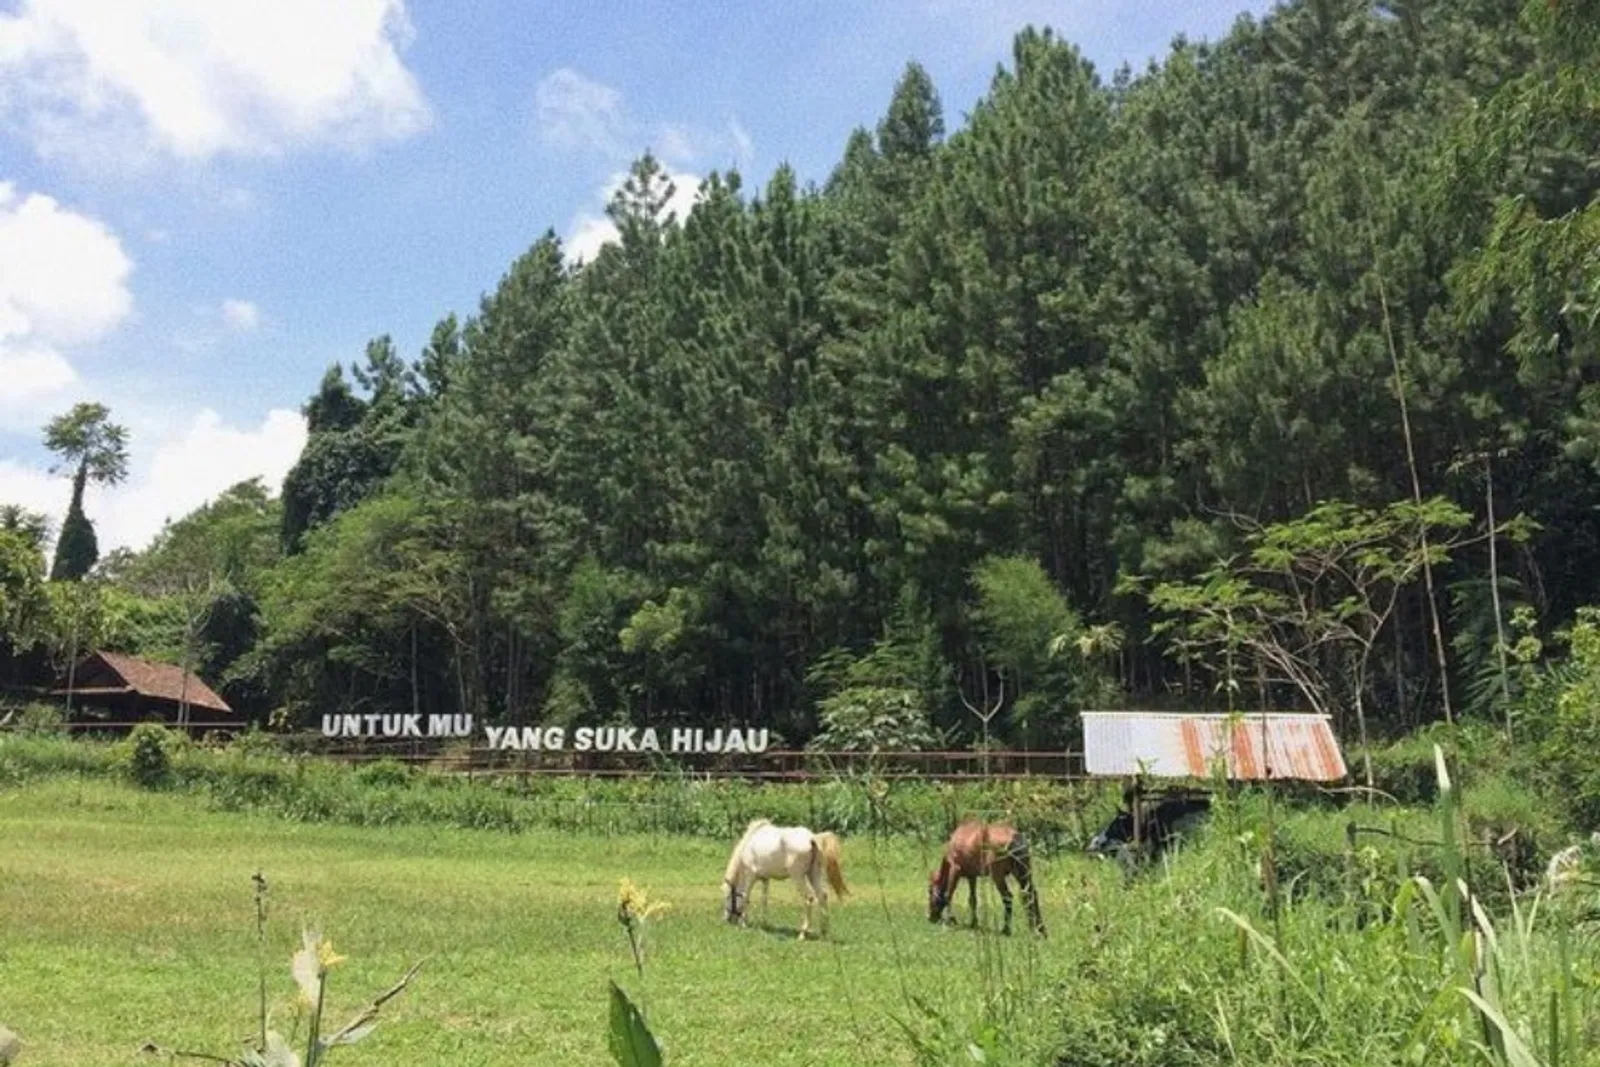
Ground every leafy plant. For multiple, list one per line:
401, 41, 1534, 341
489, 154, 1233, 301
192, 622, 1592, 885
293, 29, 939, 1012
612, 878, 669, 1065
616, 877, 671, 981
124, 723, 178, 790
608, 981, 663, 1067
142, 874, 421, 1067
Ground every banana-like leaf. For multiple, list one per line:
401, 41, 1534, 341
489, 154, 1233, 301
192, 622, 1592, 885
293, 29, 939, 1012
608, 982, 662, 1067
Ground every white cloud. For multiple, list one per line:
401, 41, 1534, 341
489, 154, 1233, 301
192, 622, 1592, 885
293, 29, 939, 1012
0, 182, 133, 346
655, 123, 698, 166
0, 181, 132, 429
533, 66, 755, 175
652, 117, 755, 170
220, 298, 260, 331
0, 407, 308, 553
563, 168, 704, 266
0, 0, 432, 162
565, 215, 622, 266
0, 347, 79, 425
0, 178, 304, 554
0, 459, 61, 523
534, 67, 626, 156
727, 118, 754, 166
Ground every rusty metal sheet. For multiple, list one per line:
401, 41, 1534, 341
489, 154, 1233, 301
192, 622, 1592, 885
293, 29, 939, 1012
1081, 712, 1347, 781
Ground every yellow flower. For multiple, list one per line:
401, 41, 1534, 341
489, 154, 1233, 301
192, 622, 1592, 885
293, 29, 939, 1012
617, 877, 670, 924
317, 939, 346, 971
292, 928, 347, 1008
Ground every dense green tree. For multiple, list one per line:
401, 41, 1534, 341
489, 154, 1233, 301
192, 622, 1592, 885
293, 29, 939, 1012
0, 529, 47, 656
0, 506, 49, 552
280, 345, 421, 553
72, 0, 1600, 750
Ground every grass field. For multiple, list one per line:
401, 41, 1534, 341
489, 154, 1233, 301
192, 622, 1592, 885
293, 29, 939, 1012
4, 760, 1596, 1067
0, 777, 1088, 1066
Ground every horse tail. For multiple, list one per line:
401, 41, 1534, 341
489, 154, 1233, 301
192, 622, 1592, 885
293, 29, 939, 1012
812, 831, 849, 898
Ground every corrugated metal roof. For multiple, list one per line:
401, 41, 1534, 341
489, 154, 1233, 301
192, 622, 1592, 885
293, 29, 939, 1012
1081, 712, 1347, 781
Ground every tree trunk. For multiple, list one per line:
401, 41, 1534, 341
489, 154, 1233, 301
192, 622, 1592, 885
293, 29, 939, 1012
1372, 250, 1453, 723
454, 651, 468, 720
179, 644, 192, 729
1393, 596, 1407, 728
1354, 687, 1374, 790
1486, 455, 1512, 737
65, 632, 79, 717
410, 619, 420, 720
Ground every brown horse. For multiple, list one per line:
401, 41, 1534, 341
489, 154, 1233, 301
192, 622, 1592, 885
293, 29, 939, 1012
928, 819, 1045, 936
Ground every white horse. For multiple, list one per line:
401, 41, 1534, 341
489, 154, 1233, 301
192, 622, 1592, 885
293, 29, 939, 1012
721, 818, 848, 940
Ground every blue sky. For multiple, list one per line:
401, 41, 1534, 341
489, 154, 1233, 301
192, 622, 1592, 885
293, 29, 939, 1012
0, 0, 1273, 551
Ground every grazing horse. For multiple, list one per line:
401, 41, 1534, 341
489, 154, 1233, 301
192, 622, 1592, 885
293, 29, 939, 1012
1088, 792, 1212, 859
721, 818, 849, 940
928, 820, 1045, 937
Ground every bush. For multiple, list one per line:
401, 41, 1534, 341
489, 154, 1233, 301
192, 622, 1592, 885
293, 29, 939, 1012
1536, 608, 1600, 826
354, 757, 414, 789
229, 726, 285, 760
10, 702, 66, 737
123, 723, 179, 790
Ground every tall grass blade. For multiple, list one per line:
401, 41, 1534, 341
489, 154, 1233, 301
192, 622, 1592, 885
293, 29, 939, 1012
1547, 989, 1559, 1067
1214, 908, 1317, 1005
1459, 988, 1547, 1067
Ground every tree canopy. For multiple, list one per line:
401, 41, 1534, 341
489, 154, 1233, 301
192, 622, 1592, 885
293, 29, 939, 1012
5, 0, 1599, 752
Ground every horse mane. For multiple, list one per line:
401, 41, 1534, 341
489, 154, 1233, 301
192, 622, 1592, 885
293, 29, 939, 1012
723, 818, 774, 884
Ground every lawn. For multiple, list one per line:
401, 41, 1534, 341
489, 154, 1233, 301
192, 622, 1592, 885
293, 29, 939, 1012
0, 778, 1088, 1066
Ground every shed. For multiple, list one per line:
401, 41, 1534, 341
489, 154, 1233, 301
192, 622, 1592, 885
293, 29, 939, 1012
1081, 711, 1347, 782
52, 650, 234, 727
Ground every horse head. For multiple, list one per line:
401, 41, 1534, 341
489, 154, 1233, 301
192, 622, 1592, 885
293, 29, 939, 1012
722, 880, 744, 924
1087, 809, 1134, 856
927, 864, 951, 923
1088, 794, 1213, 858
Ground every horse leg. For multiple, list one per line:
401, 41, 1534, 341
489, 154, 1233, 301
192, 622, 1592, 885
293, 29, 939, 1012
967, 875, 979, 929
760, 877, 770, 926
1012, 835, 1046, 937
792, 870, 813, 940
811, 863, 830, 938
736, 872, 754, 928
994, 871, 1014, 936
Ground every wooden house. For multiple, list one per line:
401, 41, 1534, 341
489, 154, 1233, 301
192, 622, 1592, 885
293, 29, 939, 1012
52, 650, 235, 730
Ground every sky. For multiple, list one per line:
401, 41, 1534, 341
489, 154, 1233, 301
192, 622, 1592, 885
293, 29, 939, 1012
0, 0, 1275, 555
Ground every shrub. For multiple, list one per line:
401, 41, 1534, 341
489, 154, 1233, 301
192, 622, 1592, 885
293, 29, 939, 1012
230, 726, 285, 760
810, 685, 939, 754
123, 723, 179, 790
354, 757, 414, 789
1537, 607, 1600, 826
11, 702, 66, 737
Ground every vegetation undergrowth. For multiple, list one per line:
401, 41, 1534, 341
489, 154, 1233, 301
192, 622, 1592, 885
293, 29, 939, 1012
879, 749, 1600, 1067
0, 728, 1130, 849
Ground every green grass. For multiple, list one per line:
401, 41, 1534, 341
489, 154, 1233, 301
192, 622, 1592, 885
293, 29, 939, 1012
2, 754, 1596, 1066
0, 777, 1089, 1066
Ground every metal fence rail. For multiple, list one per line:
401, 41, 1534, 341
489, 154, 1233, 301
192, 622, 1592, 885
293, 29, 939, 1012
0, 719, 1091, 782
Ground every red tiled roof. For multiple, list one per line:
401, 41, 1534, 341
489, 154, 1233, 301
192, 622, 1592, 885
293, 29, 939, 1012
57, 650, 233, 714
